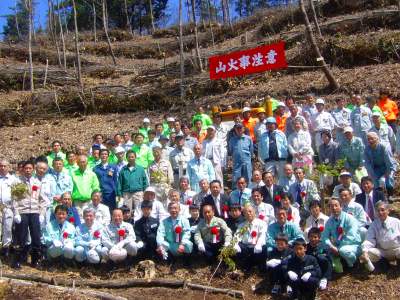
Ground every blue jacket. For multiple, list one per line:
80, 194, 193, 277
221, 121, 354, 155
156, 216, 192, 248
48, 169, 73, 198
75, 222, 104, 248
228, 134, 253, 163
187, 157, 216, 193
364, 143, 398, 180
43, 219, 76, 246
267, 221, 303, 249
258, 129, 288, 161
94, 163, 118, 194
50, 206, 81, 227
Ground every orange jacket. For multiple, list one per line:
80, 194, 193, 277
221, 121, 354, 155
242, 117, 258, 141
378, 97, 398, 122
192, 130, 207, 144
275, 114, 288, 132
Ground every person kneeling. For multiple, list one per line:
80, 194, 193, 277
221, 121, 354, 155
101, 208, 141, 263
266, 234, 293, 296
156, 202, 193, 260
194, 204, 232, 259
285, 238, 321, 300
43, 204, 76, 262
307, 227, 332, 290
360, 201, 400, 272
234, 204, 267, 271
74, 207, 104, 264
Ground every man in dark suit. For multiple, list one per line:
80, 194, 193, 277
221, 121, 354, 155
355, 176, 386, 222
260, 171, 284, 209
201, 180, 231, 220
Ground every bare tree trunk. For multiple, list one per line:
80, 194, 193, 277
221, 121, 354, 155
226, 0, 232, 29
221, 0, 227, 24
186, 0, 193, 23
48, 0, 62, 67
30, 1, 36, 42
178, 0, 185, 103
25, 0, 34, 92
124, 0, 134, 37
14, 0, 22, 40
71, 0, 82, 87
309, 0, 322, 37
191, 0, 203, 71
206, 0, 215, 47
102, 0, 117, 65
93, 0, 97, 43
57, 0, 67, 70
148, 0, 156, 34
299, 0, 339, 90
61, 0, 68, 35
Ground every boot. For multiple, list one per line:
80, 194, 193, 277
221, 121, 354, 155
11, 249, 22, 269
31, 249, 41, 268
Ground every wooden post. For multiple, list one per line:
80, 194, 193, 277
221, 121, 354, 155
43, 59, 49, 88
299, 0, 339, 90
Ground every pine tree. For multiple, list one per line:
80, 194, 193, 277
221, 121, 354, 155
2, 0, 32, 41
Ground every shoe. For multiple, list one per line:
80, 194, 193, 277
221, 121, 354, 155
286, 285, 293, 297
271, 284, 281, 295
319, 278, 328, 290
11, 250, 22, 269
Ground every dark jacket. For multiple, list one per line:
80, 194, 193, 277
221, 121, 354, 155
269, 247, 293, 261
226, 215, 245, 234
286, 254, 322, 285
201, 193, 231, 218
306, 243, 329, 258
355, 189, 386, 210
260, 184, 284, 208
134, 216, 159, 248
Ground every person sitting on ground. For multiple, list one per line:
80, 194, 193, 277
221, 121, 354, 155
304, 200, 329, 240
43, 205, 76, 262
251, 188, 275, 225
267, 234, 293, 296
83, 191, 110, 227
332, 171, 362, 200
101, 208, 141, 263
306, 227, 332, 291
74, 207, 104, 264
194, 204, 232, 259
226, 204, 245, 233
121, 205, 135, 226
248, 170, 265, 189
267, 207, 303, 253
285, 238, 321, 300
134, 201, 159, 259
339, 188, 368, 239
229, 177, 252, 207
156, 202, 193, 260
280, 192, 300, 227
321, 198, 361, 271
234, 204, 268, 271
360, 201, 400, 272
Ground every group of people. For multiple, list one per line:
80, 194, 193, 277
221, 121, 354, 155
0, 90, 399, 299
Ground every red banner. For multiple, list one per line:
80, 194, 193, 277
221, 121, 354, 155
208, 41, 288, 80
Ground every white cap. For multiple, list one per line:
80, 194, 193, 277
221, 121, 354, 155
339, 171, 352, 177
315, 98, 325, 105
242, 107, 251, 113
167, 117, 175, 122
277, 101, 286, 107
114, 146, 125, 153
343, 126, 353, 133
144, 186, 156, 194
372, 111, 381, 117
143, 118, 150, 123
207, 125, 216, 131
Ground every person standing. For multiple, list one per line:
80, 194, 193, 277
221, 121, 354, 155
202, 125, 225, 187
378, 88, 398, 133
117, 150, 148, 220
187, 144, 215, 193
93, 149, 118, 211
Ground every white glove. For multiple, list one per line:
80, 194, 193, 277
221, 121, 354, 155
89, 240, 98, 249
14, 214, 22, 224
39, 215, 45, 224
288, 271, 298, 281
53, 240, 63, 248
266, 259, 281, 268
198, 243, 206, 253
254, 245, 262, 254
301, 272, 312, 282
116, 241, 125, 249
136, 241, 144, 249
234, 244, 241, 253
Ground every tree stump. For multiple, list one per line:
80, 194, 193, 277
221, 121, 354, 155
138, 260, 156, 279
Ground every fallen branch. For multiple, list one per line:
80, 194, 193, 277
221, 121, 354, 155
0, 278, 127, 300
1, 272, 245, 298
